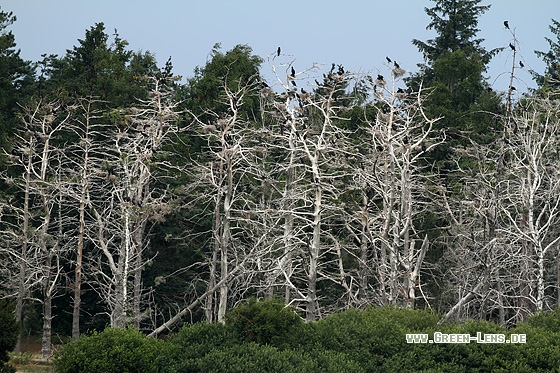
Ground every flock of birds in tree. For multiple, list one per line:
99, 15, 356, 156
503, 20, 525, 90
273, 18, 520, 110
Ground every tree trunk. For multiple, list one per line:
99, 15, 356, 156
41, 249, 53, 358
306, 161, 321, 322
72, 198, 85, 340
282, 156, 295, 304
217, 156, 233, 323
14, 150, 32, 353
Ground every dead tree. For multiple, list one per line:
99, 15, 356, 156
356, 69, 442, 309
0, 98, 71, 357
500, 96, 560, 312
187, 74, 259, 323
87, 76, 180, 328
61, 97, 104, 339
264, 57, 363, 321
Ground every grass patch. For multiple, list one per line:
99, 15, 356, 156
9, 352, 53, 373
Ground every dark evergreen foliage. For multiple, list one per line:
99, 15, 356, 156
53, 328, 179, 373
0, 7, 34, 163
0, 301, 18, 373
533, 19, 560, 91
408, 0, 503, 166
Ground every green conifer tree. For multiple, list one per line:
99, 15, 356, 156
532, 19, 560, 91
408, 0, 502, 167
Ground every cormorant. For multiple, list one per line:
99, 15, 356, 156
519, 61, 524, 68
386, 56, 392, 63
277, 46, 281, 56
291, 66, 296, 77
393, 61, 400, 69
510, 86, 517, 91
338, 64, 345, 75
301, 88, 307, 94
509, 43, 516, 51
504, 20, 509, 29
291, 80, 297, 87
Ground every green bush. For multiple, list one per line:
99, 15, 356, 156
168, 305, 560, 372
193, 342, 317, 373
53, 327, 179, 373
171, 299, 364, 372
505, 315, 560, 372
526, 308, 560, 330
224, 297, 303, 349
0, 301, 18, 373
301, 307, 414, 371
169, 321, 232, 372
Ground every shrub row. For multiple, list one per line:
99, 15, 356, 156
53, 299, 560, 372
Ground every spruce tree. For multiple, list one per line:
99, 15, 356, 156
408, 0, 502, 167
0, 7, 33, 162
533, 19, 560, 91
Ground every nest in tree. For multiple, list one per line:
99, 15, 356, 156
392, 67, 406, 78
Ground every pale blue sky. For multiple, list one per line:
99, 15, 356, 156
3, 0, 558, 92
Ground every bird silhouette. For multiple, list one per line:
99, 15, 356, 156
519, 61, 524, 68
393, 61, 400, 69
277, 46, 281, 56
509, 43, 516, 51
291, 66, 296, 78
386, 56, 392, 63
504, 20, 509, 29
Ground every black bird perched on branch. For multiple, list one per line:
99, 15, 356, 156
509, 43, 516, 51
338, 64, 345, 75
519, 61, 524, 68
393, 61, 400, 69
386, 56, 392, 63
277, 46, 281, 56
504, 20, 509, 29
291, 66, 296, 78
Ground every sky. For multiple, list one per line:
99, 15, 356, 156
2, 0, 558, 93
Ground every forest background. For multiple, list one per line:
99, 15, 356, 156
1, 0, 560, 360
